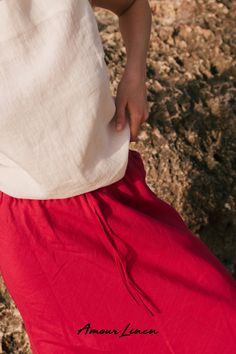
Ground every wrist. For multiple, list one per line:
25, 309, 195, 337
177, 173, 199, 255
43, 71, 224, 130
123, 64, 147, 83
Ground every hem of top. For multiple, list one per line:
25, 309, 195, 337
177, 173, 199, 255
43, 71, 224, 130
0, 164, 129, 201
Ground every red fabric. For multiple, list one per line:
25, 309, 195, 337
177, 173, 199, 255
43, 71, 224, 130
0, 149, 236, 354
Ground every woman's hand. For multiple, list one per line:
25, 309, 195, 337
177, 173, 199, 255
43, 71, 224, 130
91, 0, 152, 142
114, 71, 149, 142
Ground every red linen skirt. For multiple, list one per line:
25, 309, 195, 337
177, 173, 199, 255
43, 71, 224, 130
0, 149, 236, 354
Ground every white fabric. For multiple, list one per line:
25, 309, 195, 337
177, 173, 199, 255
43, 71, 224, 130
0, 0, 130, 199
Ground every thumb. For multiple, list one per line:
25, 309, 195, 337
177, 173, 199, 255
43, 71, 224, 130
115, 100, 127, 131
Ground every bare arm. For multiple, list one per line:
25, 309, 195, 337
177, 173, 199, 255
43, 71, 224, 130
91, 0, 152, 141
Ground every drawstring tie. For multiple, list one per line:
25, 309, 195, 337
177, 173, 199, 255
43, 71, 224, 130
85, 193, 162, 318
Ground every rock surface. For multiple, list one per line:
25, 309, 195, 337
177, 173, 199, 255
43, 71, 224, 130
1, 1, 235, 352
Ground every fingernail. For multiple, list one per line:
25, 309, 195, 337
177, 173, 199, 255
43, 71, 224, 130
116, 123, 122, 131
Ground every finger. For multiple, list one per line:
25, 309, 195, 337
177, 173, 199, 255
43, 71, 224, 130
142, 110, 149, 123
129, 106, 149, 141
115, 98, 127, 131
140, 103, 149, 123
144, 100, 149, 118
129, 112, 143, 142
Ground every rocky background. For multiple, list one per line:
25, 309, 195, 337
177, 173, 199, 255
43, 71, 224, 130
0, 0, 236, 352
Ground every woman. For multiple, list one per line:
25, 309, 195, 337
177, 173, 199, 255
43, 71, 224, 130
0, 0, 235, 353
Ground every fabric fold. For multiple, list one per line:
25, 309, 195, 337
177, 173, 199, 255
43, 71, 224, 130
84, 191, 162, 318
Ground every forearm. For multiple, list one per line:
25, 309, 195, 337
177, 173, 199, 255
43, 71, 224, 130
118, 0, 152, 81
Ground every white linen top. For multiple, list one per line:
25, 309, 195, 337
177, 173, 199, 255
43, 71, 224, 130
0, 0, 130, 199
